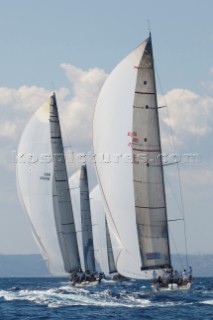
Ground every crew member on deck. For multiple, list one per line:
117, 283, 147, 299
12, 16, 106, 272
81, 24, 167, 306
152, 270, 158, 282
188, 266, 193, 282
182, 269, 188, 284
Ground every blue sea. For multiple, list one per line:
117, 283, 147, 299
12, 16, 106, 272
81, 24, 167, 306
0, 277, 212, 320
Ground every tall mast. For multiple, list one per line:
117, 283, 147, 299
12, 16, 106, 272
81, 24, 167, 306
150, 34, 172, 268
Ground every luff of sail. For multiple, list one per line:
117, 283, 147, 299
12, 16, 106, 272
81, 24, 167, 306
93, 35, 171, 279
50, 93, 80, 273
16, 99, 67, 276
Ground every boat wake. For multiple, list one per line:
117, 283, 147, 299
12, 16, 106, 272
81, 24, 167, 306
0, 281, 201, 309
0, 285, 150, 308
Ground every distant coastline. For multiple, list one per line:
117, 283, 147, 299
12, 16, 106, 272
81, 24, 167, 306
0, 254, 211, 277
0, 254, 51, 277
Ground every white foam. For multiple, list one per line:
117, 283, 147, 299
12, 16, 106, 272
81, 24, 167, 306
1, 286, 154, 309
200, 300, 213, 305
2, 285, 194, 309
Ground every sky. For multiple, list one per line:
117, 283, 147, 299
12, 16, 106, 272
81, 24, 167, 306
0, 0, 213, 257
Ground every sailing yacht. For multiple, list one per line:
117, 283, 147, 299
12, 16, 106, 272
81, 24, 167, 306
17, 93, 111, 285
69, 165, 97, 285
17, 93, 83, 278
70, 169, 120, 283
93, 34, 191, 291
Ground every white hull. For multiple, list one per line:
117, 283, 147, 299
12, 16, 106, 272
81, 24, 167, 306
151, 282, 192, 292
71, 280, 99, 287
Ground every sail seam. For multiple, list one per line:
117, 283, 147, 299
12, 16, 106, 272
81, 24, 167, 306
133, 106, 158, 109
132, 148, 160, 152
135, 206, 166, 209
61, 223, 74, 225
135, 91, 155, 95
134, 66, 152, 70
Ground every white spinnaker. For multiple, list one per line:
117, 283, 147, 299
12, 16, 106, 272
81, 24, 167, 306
90, 185, 119, 275
93, 39, 155, 279
16, 101, 67, 276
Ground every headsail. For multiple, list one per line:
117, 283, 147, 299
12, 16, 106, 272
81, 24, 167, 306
50, 93, 80, 273
93, 35, 171, 279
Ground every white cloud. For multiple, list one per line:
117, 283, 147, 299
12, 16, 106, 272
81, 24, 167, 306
0, 65, 212, 175
201, 80, 213, 91
182, 168, 213, 187
201, 67, 213, 91
0, 86, 50, 111
0, 121, 16, 139
60, 64, 107, 99
59, 64, 108, 151
0, 85, 74, 142
0, 65, 108, 169
159, 88, 213, 145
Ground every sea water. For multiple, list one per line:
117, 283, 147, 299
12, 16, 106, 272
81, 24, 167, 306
0, 277, 212, 320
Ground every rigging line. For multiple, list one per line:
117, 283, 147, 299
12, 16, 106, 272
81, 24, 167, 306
93, 197, 105, 271
155, 66, 176, 152
155, 65, 189, 270
164, 174, 182, 214
51, 81, 55, 93
170, 231, 185, 270
59, 116, 79, 174
60, 117, 74, 151
56, 98, 75, 166
177, 164, 189, 270
146, 19, 151, 34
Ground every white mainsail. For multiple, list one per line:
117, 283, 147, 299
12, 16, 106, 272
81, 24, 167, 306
93, 35, 171, 279
69, 165, 95, 272
90, 185, 119, 275
17, 93, 81, 275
